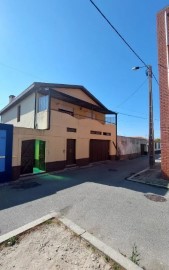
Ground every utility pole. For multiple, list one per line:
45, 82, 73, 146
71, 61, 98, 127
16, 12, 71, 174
132, 65, 155, 168
147, 65, 155, 167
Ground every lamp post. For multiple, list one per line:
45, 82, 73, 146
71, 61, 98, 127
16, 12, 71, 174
132, 65, 155, 168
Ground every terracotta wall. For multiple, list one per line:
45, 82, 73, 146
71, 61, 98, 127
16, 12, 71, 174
157, 7, 169, 179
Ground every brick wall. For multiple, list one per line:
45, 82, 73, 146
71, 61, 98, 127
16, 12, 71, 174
157, 7, 169, 179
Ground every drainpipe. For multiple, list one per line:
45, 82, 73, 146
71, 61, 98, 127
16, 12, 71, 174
34, 90, 37, 129
47, 90, 51, 130
115, 113, 118, 158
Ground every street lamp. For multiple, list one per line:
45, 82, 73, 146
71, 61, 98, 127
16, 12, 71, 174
132, 65, 155, 168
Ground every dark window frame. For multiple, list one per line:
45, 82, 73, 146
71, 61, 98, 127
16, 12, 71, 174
58, 108, 74, 116
17, 105, 21, 122
67, 127, 77, 133
103, 132, 111, 136
90, 130, 102, 135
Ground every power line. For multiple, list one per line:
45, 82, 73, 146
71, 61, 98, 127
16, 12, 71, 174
116, 78, 147, 108
89, 0, 159, 86
117, 111, 159, 121
0, 61, 41, 80
118, 112, 147, 120
152, 73, 159, 85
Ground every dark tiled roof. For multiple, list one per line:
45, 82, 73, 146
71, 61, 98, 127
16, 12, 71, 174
0, 82, 116, 115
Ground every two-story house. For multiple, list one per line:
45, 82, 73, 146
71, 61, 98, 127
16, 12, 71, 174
0, 82, 117, 180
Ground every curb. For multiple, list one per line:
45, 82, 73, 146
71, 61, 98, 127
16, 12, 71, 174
0, 213, 142, 270
0, 212, 58, 244
127, 168, 149, 180
126, 167, 169, 189
59, 217, 142, 270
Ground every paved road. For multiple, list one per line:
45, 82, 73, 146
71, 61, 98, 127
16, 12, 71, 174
0, 156, 169, 270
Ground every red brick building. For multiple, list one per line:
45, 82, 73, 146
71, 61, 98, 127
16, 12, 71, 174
157, 6, 169, 179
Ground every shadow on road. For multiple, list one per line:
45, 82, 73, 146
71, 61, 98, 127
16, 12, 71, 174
0, 156, 167, 211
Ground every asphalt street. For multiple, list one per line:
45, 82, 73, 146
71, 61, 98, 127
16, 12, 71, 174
0, 156, 169, 270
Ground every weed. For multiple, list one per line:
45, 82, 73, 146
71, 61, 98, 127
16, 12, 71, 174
6, 236, 18, 247
104, 255, 110, 262
44, 219, 53, 225
113, 262, 121, 270
130, 243, 140, 266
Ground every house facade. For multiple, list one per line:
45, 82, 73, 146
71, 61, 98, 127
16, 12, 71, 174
0, 83, 117, 181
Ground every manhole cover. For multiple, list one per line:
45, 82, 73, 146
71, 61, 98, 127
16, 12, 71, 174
11, 181, 41, 189
144, 194, 167, 202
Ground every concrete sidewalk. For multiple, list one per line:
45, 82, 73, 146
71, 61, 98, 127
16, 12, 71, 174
127, 159, 169, 189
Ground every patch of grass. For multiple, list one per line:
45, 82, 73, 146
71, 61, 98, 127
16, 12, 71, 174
113, 262, 121, 270
5, 236, 18, 247
130, 243, 141, 266
104, 255, 110, 263
44, 219, 53, 225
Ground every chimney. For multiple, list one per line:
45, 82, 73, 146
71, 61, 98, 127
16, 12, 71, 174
9, 95, 15, 103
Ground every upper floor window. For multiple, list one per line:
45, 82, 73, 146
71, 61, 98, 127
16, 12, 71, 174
103, 132, 111, 136
67, 127, 76, 132
38, 95, 49, 112
58, 108, 74, 116
90, 130, 102, 135
17, 105, 21, 122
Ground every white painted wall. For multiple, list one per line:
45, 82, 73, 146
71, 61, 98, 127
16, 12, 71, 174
117, 136, 148, 157
1, 93, 35, 128
36, 110, 48, 130
154, 141, 161, 151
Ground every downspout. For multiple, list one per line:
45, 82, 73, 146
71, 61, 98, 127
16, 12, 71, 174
115, 113, 118, 159
47, 90, 51, 130
34, 90, 37, 129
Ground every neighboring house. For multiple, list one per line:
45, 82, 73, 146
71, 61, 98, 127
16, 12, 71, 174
117, 136, 161, 160
117, 136, 148, 159
0, 82, 117, 182
154, 138, 161, 154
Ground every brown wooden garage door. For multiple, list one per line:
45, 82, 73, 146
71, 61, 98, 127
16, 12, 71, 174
90, 140, 109, 162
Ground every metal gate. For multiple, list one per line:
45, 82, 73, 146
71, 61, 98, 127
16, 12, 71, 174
0, 124, 13, 183
90, 139, 109, 162
21, 139, 46, 174
21, 140, 35, 174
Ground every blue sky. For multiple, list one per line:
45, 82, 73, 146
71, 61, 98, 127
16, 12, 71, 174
0, 0, 168, 138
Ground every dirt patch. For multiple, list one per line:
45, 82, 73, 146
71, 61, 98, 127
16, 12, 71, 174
0, 219, 122, 270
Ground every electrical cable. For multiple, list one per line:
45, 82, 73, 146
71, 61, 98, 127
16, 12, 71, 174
117, 111, 159, 121
0, 61, 41, 80
116, 78, 147, 108
89, 0, 159, 85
